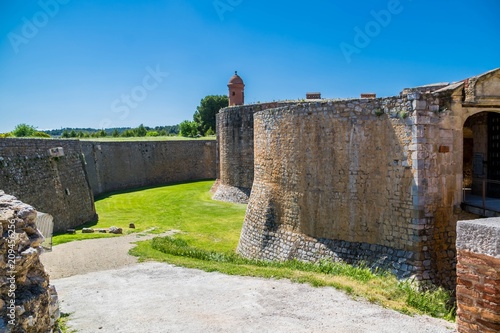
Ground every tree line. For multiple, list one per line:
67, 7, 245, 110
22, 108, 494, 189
1, 94, 229, 139
1, 124, 180, 138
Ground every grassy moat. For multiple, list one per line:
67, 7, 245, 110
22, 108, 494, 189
53, 180, 455, 321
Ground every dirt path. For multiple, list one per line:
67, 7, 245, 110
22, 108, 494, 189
41, 235, 456, 333
41, 231, 177, 279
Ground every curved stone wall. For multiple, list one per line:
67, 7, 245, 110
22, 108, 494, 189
81, 140, 216, 197
213, 103, 281, 203
237, 99, 423, 278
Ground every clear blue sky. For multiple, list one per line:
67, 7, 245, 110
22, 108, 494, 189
0, 0, 499, 132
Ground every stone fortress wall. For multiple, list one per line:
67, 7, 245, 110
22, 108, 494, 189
0, 139, 97, 233
81, 140, 216, 197
218, 68, 500, 290
0, 139, 216, 232
212, 101, 299, 203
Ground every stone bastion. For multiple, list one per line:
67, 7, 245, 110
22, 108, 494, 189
0, 139, 216, 233
216, 68, 500, 290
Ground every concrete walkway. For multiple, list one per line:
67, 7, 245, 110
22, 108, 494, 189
41, 235, 457, 333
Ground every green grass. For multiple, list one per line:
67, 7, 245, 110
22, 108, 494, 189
54, 180, 455, 321
55, 313, 77, 333
53, 180, 246, 247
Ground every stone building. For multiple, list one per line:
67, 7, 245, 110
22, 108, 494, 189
214, 68, 500, 290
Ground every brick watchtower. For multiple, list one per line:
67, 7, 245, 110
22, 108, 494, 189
228, 71, 245, 106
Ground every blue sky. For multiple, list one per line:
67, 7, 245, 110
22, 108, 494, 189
0, 0, 499, 132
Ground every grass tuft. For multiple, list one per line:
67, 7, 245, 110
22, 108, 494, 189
397, 280, 455, 320
55, 312, 77, 333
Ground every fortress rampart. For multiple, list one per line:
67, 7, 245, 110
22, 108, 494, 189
0, 139, 216, 232
82, 140, 216, 197
237, 96, 431, 280
0, 138, 97, 233
212, 101, 298, 203
219, 68, 500, 290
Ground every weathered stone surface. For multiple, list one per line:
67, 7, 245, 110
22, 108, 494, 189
228, 69, 500, 291
457, 218, 500, 257
82, 228, 94, 234
237, 98, 425, 281
108, 226, 123, 234
81, 140, 216, 197
211, 182, 251, 204
0, 138, 98, 233
213, 102, 298, 203
0, 139, 217, 233
0, 191, 60, 332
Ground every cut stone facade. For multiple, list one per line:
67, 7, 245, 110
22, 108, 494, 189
216, 68, 500, 290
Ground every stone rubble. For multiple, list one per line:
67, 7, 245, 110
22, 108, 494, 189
0, 191, 60, 333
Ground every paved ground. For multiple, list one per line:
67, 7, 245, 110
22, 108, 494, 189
41, 234, 457, 333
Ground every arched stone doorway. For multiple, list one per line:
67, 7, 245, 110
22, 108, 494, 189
462, 111, 500, 216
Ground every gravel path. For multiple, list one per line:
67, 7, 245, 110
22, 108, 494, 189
41, 231, 177, 279
41, 234, 457, 333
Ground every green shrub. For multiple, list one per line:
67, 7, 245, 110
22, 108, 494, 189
33, 131, 51, 138
12, 124, 36, 137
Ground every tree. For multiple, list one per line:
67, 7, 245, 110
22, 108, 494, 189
179, 120, 198, 137
193, 95, 228, 135
112, 129, 120, 137
121, 129, 135, 137
136, 124, 147, 137
12, 124, 36, 137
